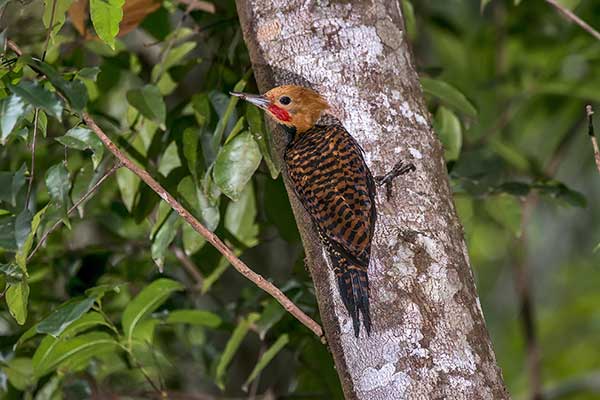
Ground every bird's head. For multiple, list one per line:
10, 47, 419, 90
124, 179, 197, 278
230, 85, 329, 134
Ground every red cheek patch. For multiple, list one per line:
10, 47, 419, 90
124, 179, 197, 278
268, 104, 292, 122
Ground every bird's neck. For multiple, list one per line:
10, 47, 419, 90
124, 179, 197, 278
281, 124, 298, 143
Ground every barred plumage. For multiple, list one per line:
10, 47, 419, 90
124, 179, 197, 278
285, 124, 375, 337
231, 85, 377, 337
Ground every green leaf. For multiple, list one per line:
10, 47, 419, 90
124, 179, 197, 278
15, 208, 32, 253
164, 309, 221, 328
85, 283, 124, 300
224, 116, 245, 145
421, 77, 477, 117
45, 163, 71, 207
401, 0, 416, 40
2, 357, 35, 391
246, 105, 279, 178
21, 56, 88, 112
130, 318, 159, 343
33, 331, 119, 377
485, 195, 522, 237
43, 0, 75, 40
34, 375, 61, 400
0, 263, 24, 284
15, 204, 48, 271
182, 223, 205, 255
191, 92, 211, 127
182, 127, 199, 180
213, 131, 262, 201
0, 94, 27, 144
212, 73, 250, 148
151, 210, 181, 270
534, 181, 587, 208
225, 182, 258, 247
12, 163, 27, 207
242, 334, 289, 391
256, 299, 286, 339
90, 0, 125, 49
177, 176, 219, 231
0, 215, 17, 251
215, 313, 260, 390
56, 127, 105, 169
157, 141, 181, 177
121, 278, 183, 346
6, 281, 30, 325
126, 85, 166, 129
495, 182, 531, 197
7, 81, 63, 121
60, 312, 110, 338
433, 106, 462, 162
116, 168, 140, 212
38, 111, 48, 138
36, 297, 96, 337
15, 312, 108, 349
77, 67, 101, 81
151, 41, 196, 82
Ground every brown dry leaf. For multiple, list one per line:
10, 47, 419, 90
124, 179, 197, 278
119, 0, 162, 36
68, 0, 91, 38
67, 0, 174, 38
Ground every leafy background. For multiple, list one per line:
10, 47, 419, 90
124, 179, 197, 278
0, 0, 599, 399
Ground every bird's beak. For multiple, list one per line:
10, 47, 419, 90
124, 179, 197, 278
230, 91, 270, 109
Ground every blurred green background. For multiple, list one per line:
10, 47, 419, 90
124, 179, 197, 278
0, 0, 599, 398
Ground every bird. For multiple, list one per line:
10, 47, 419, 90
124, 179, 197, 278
231, 85, 377, 337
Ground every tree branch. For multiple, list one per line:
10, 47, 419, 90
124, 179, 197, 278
586, 105, 600, 175
545, 0, 600, 41
81, 113, 324, 339
235, 1, 508, 398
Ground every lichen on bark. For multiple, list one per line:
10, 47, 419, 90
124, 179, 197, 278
236, 0, 510, 398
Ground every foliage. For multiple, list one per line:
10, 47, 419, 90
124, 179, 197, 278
0, 0, 598, 398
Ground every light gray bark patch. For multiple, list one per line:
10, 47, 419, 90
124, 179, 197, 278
236, 0, 510, 399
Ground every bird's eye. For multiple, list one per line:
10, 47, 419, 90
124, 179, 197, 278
279, 96, 291, 105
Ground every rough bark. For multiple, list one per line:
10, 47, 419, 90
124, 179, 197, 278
235, 1, 509, 399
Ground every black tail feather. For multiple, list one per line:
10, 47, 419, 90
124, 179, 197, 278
334, 259, 371, 338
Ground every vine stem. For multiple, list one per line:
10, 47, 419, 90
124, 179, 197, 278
82, 113, 324, 339
545, 0, 600, 41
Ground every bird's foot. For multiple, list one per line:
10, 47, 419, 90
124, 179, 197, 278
375, 160, 416, 200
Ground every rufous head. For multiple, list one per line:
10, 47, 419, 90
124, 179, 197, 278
231, 85, 329, 133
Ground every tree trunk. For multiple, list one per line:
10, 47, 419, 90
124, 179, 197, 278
235, 1, 510, 399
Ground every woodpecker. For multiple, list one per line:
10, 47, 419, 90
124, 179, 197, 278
231, 85, 411, 338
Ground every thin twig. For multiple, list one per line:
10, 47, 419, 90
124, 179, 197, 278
41, 0, 58, 62
82, 113, 324, 339
171, 245, 204, 289
22, 0, 56, 208
545, 0, 600, 41
27, 163, 121, 262
586, 105, 600, 175
25, 109, 39, 207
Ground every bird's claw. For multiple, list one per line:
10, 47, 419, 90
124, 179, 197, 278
375, 160, 416, 200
